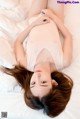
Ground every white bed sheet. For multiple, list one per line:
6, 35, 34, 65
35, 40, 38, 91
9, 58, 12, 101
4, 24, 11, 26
0, 1, 80, 119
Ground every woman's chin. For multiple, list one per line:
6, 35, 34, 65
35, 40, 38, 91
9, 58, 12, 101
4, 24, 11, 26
35, 70, 41, 72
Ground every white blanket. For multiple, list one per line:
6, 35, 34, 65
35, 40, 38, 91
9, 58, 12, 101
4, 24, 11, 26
0, 1, 80, 119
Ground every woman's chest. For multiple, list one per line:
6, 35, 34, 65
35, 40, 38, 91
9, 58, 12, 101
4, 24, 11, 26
28, 20, 60, 44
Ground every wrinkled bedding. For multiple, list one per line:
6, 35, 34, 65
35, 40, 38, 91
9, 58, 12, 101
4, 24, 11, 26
0, 0, 80, 119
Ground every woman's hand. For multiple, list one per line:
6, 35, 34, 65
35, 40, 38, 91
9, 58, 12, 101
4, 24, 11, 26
41, 9, 55, 18
32, 15, 50, 27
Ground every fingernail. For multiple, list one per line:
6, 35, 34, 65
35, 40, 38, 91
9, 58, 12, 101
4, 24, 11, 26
42, 11, 45, 14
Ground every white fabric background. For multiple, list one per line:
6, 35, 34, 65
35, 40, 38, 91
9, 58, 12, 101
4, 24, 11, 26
0, 0, 80, 119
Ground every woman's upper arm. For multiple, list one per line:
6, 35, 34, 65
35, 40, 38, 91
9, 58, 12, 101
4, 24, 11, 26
63, 35, 73, 68
14, 39, 27, 68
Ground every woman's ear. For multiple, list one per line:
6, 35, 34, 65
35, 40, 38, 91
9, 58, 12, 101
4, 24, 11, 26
52, 79, 58, 86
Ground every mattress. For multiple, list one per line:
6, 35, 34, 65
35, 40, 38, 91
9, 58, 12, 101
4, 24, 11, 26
0, 0, 80, 119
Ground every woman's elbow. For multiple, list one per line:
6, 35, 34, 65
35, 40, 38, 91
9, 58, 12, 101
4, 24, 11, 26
63, 58, 72, 68
66, 31, 72, 40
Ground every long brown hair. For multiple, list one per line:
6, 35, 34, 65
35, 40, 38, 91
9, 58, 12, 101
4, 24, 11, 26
3, 65, 73, 117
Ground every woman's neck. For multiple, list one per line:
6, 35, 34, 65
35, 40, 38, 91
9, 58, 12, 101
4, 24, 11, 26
34, 61, 56, 73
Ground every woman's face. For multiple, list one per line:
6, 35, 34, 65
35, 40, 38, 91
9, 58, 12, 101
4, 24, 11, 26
30, 70, 55, 98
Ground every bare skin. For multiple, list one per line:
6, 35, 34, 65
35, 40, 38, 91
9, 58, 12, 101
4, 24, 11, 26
30, 62, 58, 98
28, 0, 64, 22
47, 0, 64, 22
28, 0, 48, 18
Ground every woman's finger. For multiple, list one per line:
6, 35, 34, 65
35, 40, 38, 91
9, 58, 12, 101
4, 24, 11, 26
41, 9, 46, 14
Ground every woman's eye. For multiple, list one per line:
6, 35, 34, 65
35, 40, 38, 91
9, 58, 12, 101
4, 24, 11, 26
31, 82, 35, 85
42, 81, 47, 84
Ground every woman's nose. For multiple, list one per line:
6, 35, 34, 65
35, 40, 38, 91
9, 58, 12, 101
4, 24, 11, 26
35, 72, 41, 80
36, 72, 41, 78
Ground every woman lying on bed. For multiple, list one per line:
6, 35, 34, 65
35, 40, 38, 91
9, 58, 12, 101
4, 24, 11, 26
3, 0, 73, 117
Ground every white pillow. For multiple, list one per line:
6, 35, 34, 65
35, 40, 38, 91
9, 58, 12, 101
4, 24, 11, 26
0, 38, 22, 92
0, 71, 18, 92
0, 0, 19, 9
0, 15, 19, 39
64, 4, 80, 62
0, 38, 17, 65
20, 0, 33, 11
0, 57, 22, 92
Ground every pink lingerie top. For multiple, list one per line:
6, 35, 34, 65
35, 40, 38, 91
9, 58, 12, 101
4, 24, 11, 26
24, 13, 63, 72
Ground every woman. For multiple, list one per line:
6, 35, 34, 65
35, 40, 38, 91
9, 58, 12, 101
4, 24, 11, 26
3, 0, 73, 117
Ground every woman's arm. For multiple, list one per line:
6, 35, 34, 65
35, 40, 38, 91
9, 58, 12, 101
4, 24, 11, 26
42, 9, 73, 68
47, 0, 64, 22
28, 0, 48, 18
14, 23, 35, 68
14, 15, 50, 68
